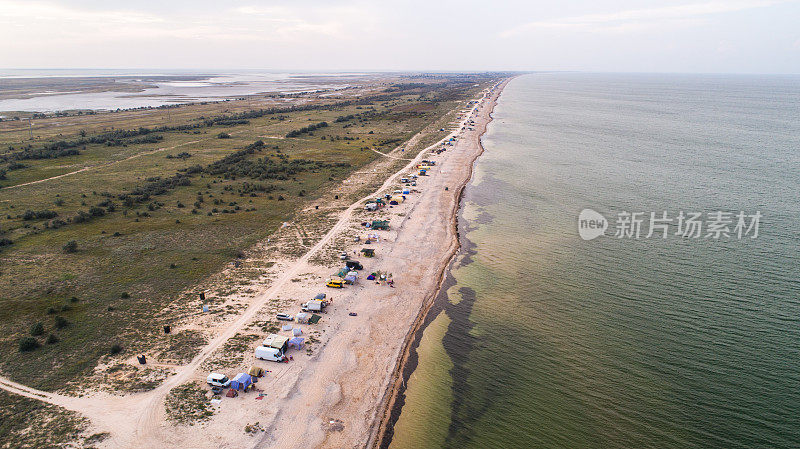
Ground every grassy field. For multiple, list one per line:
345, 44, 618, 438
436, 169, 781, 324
0, 74, 498, 392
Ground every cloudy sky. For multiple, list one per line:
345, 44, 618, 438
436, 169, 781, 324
0, 0, 798, 73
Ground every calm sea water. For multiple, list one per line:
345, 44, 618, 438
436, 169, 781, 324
389, 74, 800, 449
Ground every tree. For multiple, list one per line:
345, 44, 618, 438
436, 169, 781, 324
30, 322, 44, 336
19, 337, 40, 352
47, 334, 60, 344
54, 316, 69, 329
63, 240, 78, 253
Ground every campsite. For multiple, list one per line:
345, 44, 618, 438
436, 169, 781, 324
0, 74, 504, 449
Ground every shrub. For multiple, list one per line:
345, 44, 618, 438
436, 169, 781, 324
54, 316, 69, 329
23, 210, 58, 220
47, 334, 60, 344
30, 322, 44, 336
69, 296, 79, 303
63, 240, 78, 253
110, 344, 123, 354
217, 132, 231, 139
120, 292, 130, 299
19, 337, 40, 352
0, 238, 12, 247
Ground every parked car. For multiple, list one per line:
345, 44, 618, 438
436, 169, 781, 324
276, 313, 294, 321
206, 372, 230, 388
326, 278, 345, 288
255, 346, 285, 362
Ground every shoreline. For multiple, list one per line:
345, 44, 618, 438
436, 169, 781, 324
369, 79, 510, 449
0, 78, 511, 449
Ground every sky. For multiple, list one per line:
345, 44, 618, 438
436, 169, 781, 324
0, 0, 798, 73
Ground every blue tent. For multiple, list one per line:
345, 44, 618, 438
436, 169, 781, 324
230, 373, 253, 390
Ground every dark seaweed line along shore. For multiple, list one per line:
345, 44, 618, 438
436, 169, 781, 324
369, 79, 511, 449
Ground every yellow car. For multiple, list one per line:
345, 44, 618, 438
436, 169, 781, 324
326, 278, 345, 288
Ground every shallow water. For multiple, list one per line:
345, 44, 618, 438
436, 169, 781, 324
390, 73, 800, 448
0, 70, 355, 112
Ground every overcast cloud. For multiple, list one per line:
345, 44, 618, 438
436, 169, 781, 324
0, 0, 798, 73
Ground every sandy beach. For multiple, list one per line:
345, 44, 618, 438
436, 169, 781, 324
0, 79, 507, 449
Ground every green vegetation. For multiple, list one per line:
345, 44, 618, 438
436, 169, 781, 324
0, 390, 89, 449
165, 382, 215, 425
285, 121, 328, 138
0, 74, 498, 390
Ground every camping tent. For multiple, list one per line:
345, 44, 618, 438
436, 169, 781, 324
309, 314, 322, 324
263, 334, 289, 353
296, 312, 309, 324
230, 373, 253, 390
292, 327, 302, 336
248, 366, 264, 377
288, 337, 305, 349
345, 271, 358, 284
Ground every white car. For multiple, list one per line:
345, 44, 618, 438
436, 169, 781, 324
255, 346, 286, 362
206, 372, 230, 388
276, 313, 294, 321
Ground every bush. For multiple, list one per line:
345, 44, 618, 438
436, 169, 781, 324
120, 292, 130, 299
54, 316, 69, 329
217, 132, 231, 139
63, 240, 78, 253
30, 322, 44, 336
110, 344, 123, 354
47, 334, 60, 344
23, 210, 58, 220
0, 238, 12, 247
19, 337, 40, 352
69, 296, 79, 303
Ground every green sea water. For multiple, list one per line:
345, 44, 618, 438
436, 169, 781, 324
388, 74, 800, 449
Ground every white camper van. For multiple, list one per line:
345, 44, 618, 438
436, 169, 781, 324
255, 346, 285, 362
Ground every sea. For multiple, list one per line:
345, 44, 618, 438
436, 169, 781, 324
388, 73, 800, 449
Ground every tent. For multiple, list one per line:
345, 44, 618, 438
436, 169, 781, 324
263, 334, 289, 353
309, 314, 322, 324
248, 366, 265, 377
361, 248, 375, 258
230, 373, 253, 390
335, 267, 349, 278
345, 271, 358, 284
281, 324, 293, 331
367, 273, 376, 280
292, 327, 302, 336
296, 312, 309, 324
288, 337, 305, 349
